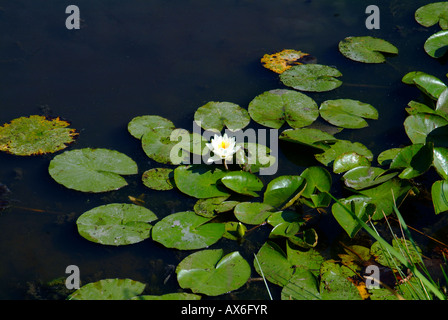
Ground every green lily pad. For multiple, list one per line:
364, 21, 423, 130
263, 175, 306, 209
424, 30, 448, 58
426, 125, 448, 148
338, 36, 398, 63
405, 100, 444, 118
68, 279, 145, 300
333, 152, 371, 174
0, 115, 78, 156
221, 171, 264, 197
142, 168, 174, 191
235, 142, 277, 174
436, 88, 448, 118
152, 211, 225, 250
300, 166, 332, 198
193, 196, 239, 218
176, 249, 251, 296
194, 101, 250, 132
404, 114, 448, 144
48, 148, 138, 193
267, 210, 305, 229
319, 261, 361, 300
431, 180, 448, 214
279, 64, 343, 92
132, 293, 202, 300
76, 203, 157, 246
433, 147, 448, 179
331, 196, 375, 238
371, 239, 422, 268
319, 99, 378, 129
234, 202, 277, 225
279, 128, 337, 150
223, 221, 247, 240
389, 143, 433, 179
357, 178, 413, 219
127, 115, 175, 139
248, 89, 319, 129
377, 148, 402, 166
342, 166, 398, 190
315, 140, 373, 166
415, 2, 448, 29
402, 71, 447, 100
281, 270, 321, 300
173, 165, 230, 199
270, 224, 318, 249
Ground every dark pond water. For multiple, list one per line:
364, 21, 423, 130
0, 0, 446, 299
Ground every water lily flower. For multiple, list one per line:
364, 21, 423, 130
206, 133, 240, 169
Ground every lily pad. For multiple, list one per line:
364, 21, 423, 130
300, 166, 332, 198
431, 180, 448, 214
48, 148, 138, 193
176, 249, 251, 296
152, 211, 225, 250
424, 30, 448, 58
248, 89, 319, 129
319, 99, 378, 129
127, 115, 175, 140
194, 101, 250, 132
331, 196, 375, 238
402, 71, 447, 100
426, 125, 448, 148
371, 239, 422, 268
342, 166, 398, 190
314, 140, 373, 166
76, 203, 157, 246
221, 171, 264, 197
173, 165, 230, 199
319, 261, 361, 300
338, 36, 398, 63
194, 196, 239, 218
142, 168, 174, 191
415, 2, 448, 29
261, 49, 312, 74
333, 152, 371, 174
0, 115, 78, 156
234, 202, 277, 225
263, 175, 306, 209
389, 143, 433, 179
280, 64, 342, 92
279, 128, 337, 150
377, 148, 402, 166
132, 293, 202, 300
68, 278, 145, 300
433, 147, 448, 179
404, 114, 448, 144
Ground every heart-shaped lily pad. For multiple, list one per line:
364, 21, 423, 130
0, 115, 78, 156
221, 171, 264, 197
48, 148, 138, 193
142, 168, 175, 191
424, 30, 448, 58
377, 148, 403, 166
319, 99, 378, 129
176, 249, 251, 296
333, 152, 371, 174
76, 203, 157, 246
402, 71, 447, 100
280, 64, 343, 92
174, 165, 230, 199
194, 196, 239, 218
152, 211, 225, 250
389, 143, 433, 179
68, 278, 146, 300
234, 202, 278, 225
338, 36, 398, 63
279, 128, 337, 150
263, 175, 306, 209
404, 114, 448, 144
248, 89, 319, 129
128, 115, 175, 140
300, 166, 332, 198
281, 270, 321, 300
315, 140, 373, 166
415, 2, 448, 29
194, 101, 250, 132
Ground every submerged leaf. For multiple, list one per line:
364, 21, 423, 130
76, 203, 157, 246
48, 148, 138, 193
0, 115, 78, 156
338, 36, 398, 63
261, 49, 313, 74
248, 89, 319, 129
280, 64, 342, 92
176, 249, 251, 296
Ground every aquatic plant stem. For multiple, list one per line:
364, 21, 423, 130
253, 253, 273, 300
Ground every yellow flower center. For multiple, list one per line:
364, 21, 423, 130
220, 141, 230, 149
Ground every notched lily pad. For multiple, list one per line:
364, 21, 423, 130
142, 168, 175, 191
221, 171, 264, 197
315, 140, 373, 167
128, 115, 175, 140
0, 115, 78, 156
76, 203, 157, 246
338, 36, 398, 63
415, 2, 448, 29
319, 99, 378, 129
68, 278, 145, 300
48, 148, 138, 193
280, 64, 342, 92
194, 101, 250, 132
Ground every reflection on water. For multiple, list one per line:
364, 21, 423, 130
0, 0, 442, 299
